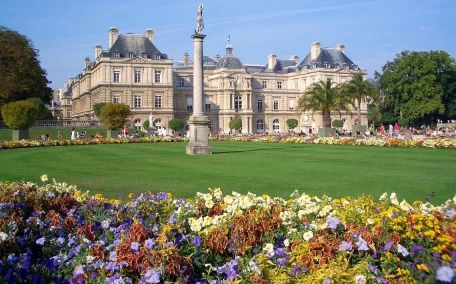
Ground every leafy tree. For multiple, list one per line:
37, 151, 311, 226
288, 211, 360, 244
26, 98, 54, 120
367, 107, 382, 129
168, 119, 184, 132
297, 79, 350, 128
340, 72, 374, 126
331, 119, 344, 128
286, 118, 298, 130
93, 103, 107, 117
398, 118, 409, 127
1, 100, 38, 129
229, 118, 242, 130
377, 50, 456, 124
99, 103, 131, 130
0, 26, 52, 114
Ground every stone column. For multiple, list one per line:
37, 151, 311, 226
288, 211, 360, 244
186, 33, 212, 155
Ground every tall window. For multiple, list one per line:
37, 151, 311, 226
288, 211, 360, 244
262, 80, 268, 88
234, 96, 242, 110
155, 71, 162, 83
187, 97, 193, 111
113, 70, 120, 82
113, 94, 121, 103
134, 70, 141, 83
205, 98, 211, 110
134, 94, 142, 108
277, 81, 282, 89
257, 99, 263, 111
256, 119, 264, 132
178, 77, 185, 87
273, 99, 279, 110
273, 119, 280, 131
295, 81, 299, 90
134, 119, 141, 130
303, 79, 307, 90
289, 99, 295, 110
67, 110, 71, 117
155, 95, 162, 108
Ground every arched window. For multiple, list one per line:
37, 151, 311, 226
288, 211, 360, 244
155, 118, 162, 129
256, 119, 264, 133
273, 119, 280, 131
134, 119, 141, 130
235, 96, 242, 110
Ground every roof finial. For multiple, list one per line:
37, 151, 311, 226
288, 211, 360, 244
227, 34, 230, 45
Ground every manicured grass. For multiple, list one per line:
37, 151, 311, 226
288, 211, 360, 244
0, 142, 454, 203
0, 128, 108, 141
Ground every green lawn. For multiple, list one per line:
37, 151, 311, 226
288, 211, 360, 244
0, 142, 454, 204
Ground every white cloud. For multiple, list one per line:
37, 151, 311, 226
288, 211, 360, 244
421, 26, 435, 32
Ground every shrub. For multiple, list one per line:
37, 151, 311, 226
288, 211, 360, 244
332, 119, 344, 128
27, 98, 54, 120
1, 100, 38, 129
99, 103, 131, 130
286, 118, 298, 130
93, 102, 107, 117
168, 119, 184, 132
229, 118, 242, 130
143, 120, 150, 129
398, 118, 409, 127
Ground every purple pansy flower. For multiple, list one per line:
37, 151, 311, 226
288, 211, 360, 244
355, 236, 369, 251
436, 266, 454, 283
327, 216, 340, 229
339, 241, 353, 251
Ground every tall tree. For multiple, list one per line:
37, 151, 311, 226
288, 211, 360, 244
297, 79, 350, 128
0, 26, 52, 112
340, 72, 374, 126
377, 50, 456, 124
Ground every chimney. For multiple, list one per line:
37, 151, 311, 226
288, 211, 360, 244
109, 27, 119, 48
268, 54, 277, 69
336, 44, 345, 53
310, 41, 321, 60
84, 57, 90, 69
145, 29, 154, 43
289, 55, 299, 63
183, 53, 189, 66
95, 45, 102, 59
214, 54, 220, 63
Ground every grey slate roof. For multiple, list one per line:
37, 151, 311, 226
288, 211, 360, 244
216, 44, 244, 70
263, 59, 299, 73
299, 48, 357, 69
245, 64, 266, 73
101, 34, 167, 59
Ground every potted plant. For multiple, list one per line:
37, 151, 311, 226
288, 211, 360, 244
99, 103, 131, 138
1, 100, 38, 140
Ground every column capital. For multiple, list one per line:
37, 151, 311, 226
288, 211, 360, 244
191, 34, 206, 40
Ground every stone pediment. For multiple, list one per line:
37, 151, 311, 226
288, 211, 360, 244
125, 57, 149, 63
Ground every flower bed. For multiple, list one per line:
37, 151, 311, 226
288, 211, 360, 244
0, 177, 455, 283
1, 136, 456, 150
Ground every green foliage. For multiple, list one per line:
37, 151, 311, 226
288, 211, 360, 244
366, 107, 382, 128
398, 118, 409, 127
340, 72, 374, 126
99, 103, 131, 130
26, 98, 54, 120
298, 79, 351, 128
0, 26, 52, 114
168, 119, 184, 131
286, 118, 298, 129
1, 100, 38, 129
331, 119, 344, 128
143, 120, 150, 129
229, 118, 242, 130
378, 50, 456, 124
93, 103, 107, 117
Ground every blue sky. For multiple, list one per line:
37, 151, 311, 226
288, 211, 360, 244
2, 0, 455, 88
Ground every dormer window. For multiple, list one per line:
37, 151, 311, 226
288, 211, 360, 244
128, 52, 134, 58
325, 64, 330, 68
113, 52, 120, 58
140, 53, 147, 59
155, 54, 161, 59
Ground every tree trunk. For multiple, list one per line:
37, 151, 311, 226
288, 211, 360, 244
323, 112, 331, 128
357, 100, 362, 126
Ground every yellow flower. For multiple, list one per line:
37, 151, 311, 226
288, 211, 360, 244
128, 193, 134, 198
416, 263, 429, 273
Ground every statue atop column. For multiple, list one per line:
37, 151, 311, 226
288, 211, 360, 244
195, 4, 204, 34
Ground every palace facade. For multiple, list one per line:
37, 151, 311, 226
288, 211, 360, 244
66, 27, 367, 134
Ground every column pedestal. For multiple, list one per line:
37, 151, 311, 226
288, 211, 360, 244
186, 116, 212, 155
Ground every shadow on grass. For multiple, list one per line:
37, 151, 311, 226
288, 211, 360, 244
213, 146, 301, 154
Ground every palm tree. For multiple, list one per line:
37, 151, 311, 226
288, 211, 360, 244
297, 79, 350, 128
340, 72, 374, 126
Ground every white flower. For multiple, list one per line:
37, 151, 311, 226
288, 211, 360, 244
453, 195, 456, 204
390, 193, 399, 205
303, 231, 313, 241
223, 195, 234, 205
379, 192, 388, 201
86, 255, 95, 264
397, 243, 409, 257
366, 218, 374, 225
189, 218, 202, 232
283, 239, 290, 247
205, 199, 214, 209
400, 200, 412, 212
213, 188, 223, 200
0, 232, 8, 242
40, 174, 48, 182
354, 274, 366, 284
264, 243, 274, 253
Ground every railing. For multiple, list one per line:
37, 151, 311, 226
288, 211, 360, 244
0, 120, 106, 129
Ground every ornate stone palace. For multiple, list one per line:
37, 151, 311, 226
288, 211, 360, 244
62, 27, 367, 134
